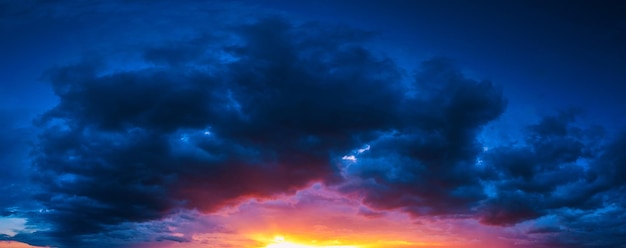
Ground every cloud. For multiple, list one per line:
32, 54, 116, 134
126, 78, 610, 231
23, 15, 411, 247
339, 58, 507, 216
473, 110, 626, 247
477, 111, 604, 225
22, 11, 515, 246
357, 206, 386, 218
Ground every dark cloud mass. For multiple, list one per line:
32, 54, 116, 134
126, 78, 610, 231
28, 17, 408, 246
3, 1, 626, 248
340, 58, 507, 216
478, 111, 607, 226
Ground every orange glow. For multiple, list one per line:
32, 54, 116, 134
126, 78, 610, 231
0, 241, 49, 248
139, 184, 514, 248
266, 242, 356, 248
262, 235, 358, 248
247, 232, 451, 248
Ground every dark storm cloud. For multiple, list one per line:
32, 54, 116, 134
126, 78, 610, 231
511, 204, 626, 248
24, 13, 516, 246
25, 16, 408, 246
477, 111, 609, 226
339, 58, 507, 216
336, 97, 626, 248
475, 111, 626, 247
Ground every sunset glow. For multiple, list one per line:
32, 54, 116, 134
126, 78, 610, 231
266, 243, 357, 248
264, 236, 358, 248
0, 241, 48, 248
170, 184, 509, 248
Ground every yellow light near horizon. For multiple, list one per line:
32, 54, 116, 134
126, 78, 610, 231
265, 236, 357, 248
266, 242, 356, 248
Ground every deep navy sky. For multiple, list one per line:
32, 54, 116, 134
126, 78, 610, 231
241, 0, 626, 124
1, 1, 626, 248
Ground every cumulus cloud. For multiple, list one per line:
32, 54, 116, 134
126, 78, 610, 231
338, 58, 507, 217
24, 15, 409, 246
474, 111, 626, 247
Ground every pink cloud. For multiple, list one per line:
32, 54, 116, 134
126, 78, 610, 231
0, 241, 49, 248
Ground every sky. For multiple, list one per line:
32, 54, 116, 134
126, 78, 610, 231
1, 0, 626, 247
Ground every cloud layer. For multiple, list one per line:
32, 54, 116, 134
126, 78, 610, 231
2, 2, 626, 248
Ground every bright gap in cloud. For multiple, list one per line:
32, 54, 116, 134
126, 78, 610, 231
357, 145, 370, 153
341, 155, 357, 162
0, 217, 27, 236
341, 144, 371, 163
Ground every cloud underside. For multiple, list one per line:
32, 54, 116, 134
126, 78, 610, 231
5, 11, 626, 248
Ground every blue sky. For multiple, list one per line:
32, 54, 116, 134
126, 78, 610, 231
1, 1, 626, 248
